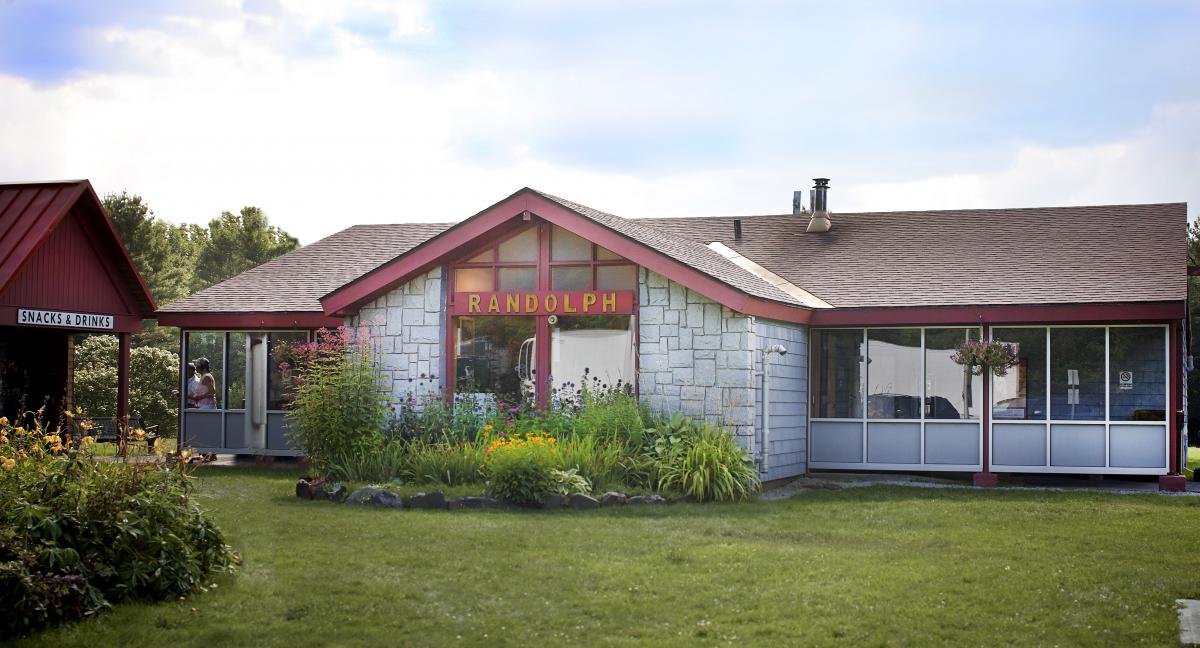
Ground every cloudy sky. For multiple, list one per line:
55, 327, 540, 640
1, 0, 1198, 243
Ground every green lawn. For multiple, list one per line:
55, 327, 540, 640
14, 466, 1200, 647
1189, 446, 1199, 478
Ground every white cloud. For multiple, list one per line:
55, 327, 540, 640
0, 4, 1195, 246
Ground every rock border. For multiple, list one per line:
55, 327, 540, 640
296, 478, 676, 511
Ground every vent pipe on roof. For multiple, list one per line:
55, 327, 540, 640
805, 178, 832, 233
733, 219, 743, 240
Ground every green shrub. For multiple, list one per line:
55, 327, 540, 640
72, 335, 180, 437
0, 416, 238, 637
550, 468, 591, 496
653, 417, 760, 502
402, 442, 485, 486
327, 439, 408, 483
483, 434, 558, 506
555, 435, 624, 491
285, 328, 389, 478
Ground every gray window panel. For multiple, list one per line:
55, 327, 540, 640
267, 413, 296, 451
866, 422, 921, 464
1108, 327, 1166, 421
1050, 328, 1106, 421
866, 329, 922, 419
924, 422, 980, 465
811, 421, 863, 463
1109, 424, 1166, 468
224, 412, 246, 448
184, 411, 222, 448
992, 423, 1047, 466
811, 329, 863, 419
991, 328, 1047, 421
1049, 424, 1106, 467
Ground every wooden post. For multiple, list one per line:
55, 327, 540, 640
117, 332, 131, 422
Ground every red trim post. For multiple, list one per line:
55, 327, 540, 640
116, 331, 131, 423
177, 329, 185, 452
535, 223, 552, 409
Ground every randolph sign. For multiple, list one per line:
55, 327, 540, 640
17, 308, 115, 330
452, 291, 635, 316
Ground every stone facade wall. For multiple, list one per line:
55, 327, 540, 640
637, 269, 757, 445
345, 266, 445, 404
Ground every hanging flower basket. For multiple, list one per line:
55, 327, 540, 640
951, 339, 1019, 376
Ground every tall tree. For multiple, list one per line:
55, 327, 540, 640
193, 207, 298, 291
103, 192, 202, 307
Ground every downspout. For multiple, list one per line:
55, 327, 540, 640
759, 344, 788, 477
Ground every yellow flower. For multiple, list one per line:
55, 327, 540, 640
1, 457, 14, 470
81, 436, 95, 446
179, 450, 191, 461
0, 416, 8, 426
42, 434, 58, 445
483, 424, 493, 431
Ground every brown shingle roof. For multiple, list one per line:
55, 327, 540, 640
638, 203, 1187, 308
160, 222, 452, 313
533, 191, 803, 305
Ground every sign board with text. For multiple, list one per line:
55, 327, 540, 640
17, 308, 114, 330
451, 291, 635, 316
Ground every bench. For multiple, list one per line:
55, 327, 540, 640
85, 417, 160, 452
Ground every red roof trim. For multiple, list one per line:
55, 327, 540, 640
156, 311, 342, 330
320, 189, 801, 316
806, 301, 1186, 327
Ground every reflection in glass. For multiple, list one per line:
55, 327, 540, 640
498, 228, 538, 262
596, 265, 637, 290
268, 332, 308, 410
454, 316, 537, 405
551, 226, 591, 261
185, 332, 223, 410
551, 316, 635, 394
498, 267, 537, 291
991, 328, 1047, 420
924, 328, 981, 419
1109, 327, 1166, 421
867, 329, 922, 419
455, 267, 493, 292
227, 332, 248, 410
552, 266, 591, 291
811, 329, 864, 418
1050, 328, 1105, 421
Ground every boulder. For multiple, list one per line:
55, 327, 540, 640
627, 494, 668, 505
405, 491, 448, 510
345, 487, 404, 508
600, 492, 627, 506
672, 494, 698, 505
568, 493, 600, 509
542, 494, 566, 509
461, 496, 510, 509
295, 478, 322, 500
322, 483, 349, 503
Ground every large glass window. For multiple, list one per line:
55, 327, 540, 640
811, 329, 864, 418
268, 332, 309, 411
551, 266, 591, 291
925, 328, 982, 420
498, 228, 538, 262
1050, 328, 1105, 421
1109, 327, 1166, 421
596, 265, 637, 290
991, 328, 1047, 420
455, 267, 493, 292
551, 316, 635, 394
184, 332, 224, 410
867, 329, 922, 419
454, 316, 537, 405
498, 267, 536, 291
551, 227, 591, 261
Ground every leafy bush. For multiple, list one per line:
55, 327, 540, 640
555, 434, 625, 492
654, 418, 760, 502
285, 327, 389, 477
0, 413, 238, 637
483, 433, 559, 506
72, 335, 180, 437
550, 468, 591, 496
567, 386, 645, 446
403, 442, 485, 486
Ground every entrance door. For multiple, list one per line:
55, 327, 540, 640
0, 327, 69, 425
454, 316, 537, 407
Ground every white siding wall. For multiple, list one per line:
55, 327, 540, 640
755, 319, 809, 480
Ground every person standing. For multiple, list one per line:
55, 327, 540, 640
193, 358, 218, 410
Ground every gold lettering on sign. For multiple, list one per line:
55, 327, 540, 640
582, 293, 597, 313
468, 294, 481, 313
602, 292, 617, 313
487, 295, 500, 313
525, 294, 538, 313
506, 294, 520, 313
544, 293, 558, 313
563, 293, 576, 313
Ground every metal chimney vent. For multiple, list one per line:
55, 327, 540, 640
805, 178, 832, 233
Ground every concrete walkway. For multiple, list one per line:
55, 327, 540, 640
761, 472, 1200, 500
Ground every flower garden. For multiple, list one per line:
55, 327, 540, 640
281, 327, 761, 509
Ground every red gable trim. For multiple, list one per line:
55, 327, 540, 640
807, 301, 1186, 327
156, 311, 342, 330
319, 189, 809, 319
0, 181, 157, 317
